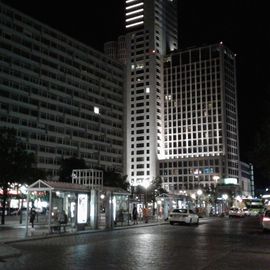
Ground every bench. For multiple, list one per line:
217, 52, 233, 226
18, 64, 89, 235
49, 223, 68, 233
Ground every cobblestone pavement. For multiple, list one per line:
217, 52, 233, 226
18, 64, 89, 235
1, 223, 169, 270
0, 214, 166, 263
1, 217, 270, 270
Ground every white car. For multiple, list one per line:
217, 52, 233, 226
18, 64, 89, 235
262, 210, 270, 232
228, 207, 245, 218
169, 208, 199, 225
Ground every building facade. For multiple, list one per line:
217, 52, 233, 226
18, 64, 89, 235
240, 162, 254, 197
104, 35, 128, 65
160, 43, 240, 192
0, 3, 125, 179
124, 0, 178, 187
1, 1, 246, 196
113, 1, 242, 194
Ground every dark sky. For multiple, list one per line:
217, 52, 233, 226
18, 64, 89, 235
3, 0, 270, 180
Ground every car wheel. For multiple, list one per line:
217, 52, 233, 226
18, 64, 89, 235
189, 218, 192, 225
169, 221, 174, 225
196, 218, 199, 225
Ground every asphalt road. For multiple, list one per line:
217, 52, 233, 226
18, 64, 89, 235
1, 216, 270, 270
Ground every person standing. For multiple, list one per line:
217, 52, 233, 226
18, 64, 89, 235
58, 210, 68, 232
30, 208, 36, 228
143, 207, 149, 223
58, 210, 68, 225
132, 204, 138, 224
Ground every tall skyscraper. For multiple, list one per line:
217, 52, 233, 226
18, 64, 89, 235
120, 1, 241, 193
160, 43, 240, 192
124, 0, 178, 187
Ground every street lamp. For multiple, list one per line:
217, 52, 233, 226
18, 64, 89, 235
213, 175, 220, 183
222, 194, 228, 200
197, 189, 203, 208
141, 180, 150, 223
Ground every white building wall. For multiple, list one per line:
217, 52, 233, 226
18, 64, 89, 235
124, 0, 178, 187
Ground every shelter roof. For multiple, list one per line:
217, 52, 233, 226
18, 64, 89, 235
28, 179, 89, 192
101, 186, 130, 195
28, 180, 130, 194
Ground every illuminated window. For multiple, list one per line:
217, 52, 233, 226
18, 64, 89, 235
94, 106, 100, 114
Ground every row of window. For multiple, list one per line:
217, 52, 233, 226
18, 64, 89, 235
0, 6, 122, 71
165, 76, 221, 86
3, 118, 123, 154
169, 46, 222, 66
131, 170, 150, 176
34, 151, 122, 168
166, 57, 220, 70
164, 148, 223, 155
0, 33, 122, 87
163, 175, 219, 183
160, 158, 220, 167
165, 139, 222, 147
164, 183, 213, 191
0, 62, 123, 109
165, 68, 221, 78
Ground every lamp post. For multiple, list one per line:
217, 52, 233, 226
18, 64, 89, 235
142, 180, 150, 223
142, 180, 150, 208
213, 175, 220, 184
197, 189, 203, 208
222, 194, 228, 215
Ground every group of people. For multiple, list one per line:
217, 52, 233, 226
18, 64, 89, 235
132, 204, 149, 224
30, 204, 148, 228
29, 208, 68, 228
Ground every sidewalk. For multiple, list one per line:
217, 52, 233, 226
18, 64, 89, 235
0, 216, 167, 260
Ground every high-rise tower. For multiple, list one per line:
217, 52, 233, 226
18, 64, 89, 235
124, 0, 178, 187
105, 1, 243, 195
159, 43, 240, 192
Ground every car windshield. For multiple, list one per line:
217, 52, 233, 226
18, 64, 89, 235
172, 209, 187, 213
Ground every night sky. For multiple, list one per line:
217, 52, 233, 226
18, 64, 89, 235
2, 0, 270, 186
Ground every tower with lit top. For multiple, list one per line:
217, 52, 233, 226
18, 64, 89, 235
124, 0, 178, 187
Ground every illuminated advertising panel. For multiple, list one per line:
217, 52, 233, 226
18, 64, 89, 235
224, 178, 238, 185
77, 194, 88, 224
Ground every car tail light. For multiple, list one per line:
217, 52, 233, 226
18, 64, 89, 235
263, 217, 270, 222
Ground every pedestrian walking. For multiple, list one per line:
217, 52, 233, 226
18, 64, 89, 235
132, 204, 138, 224
30, 208, 36, 228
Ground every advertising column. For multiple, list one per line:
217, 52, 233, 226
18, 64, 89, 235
105, 191, 114, 229
77, 193, 88, 230
90, 189, 99, 229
